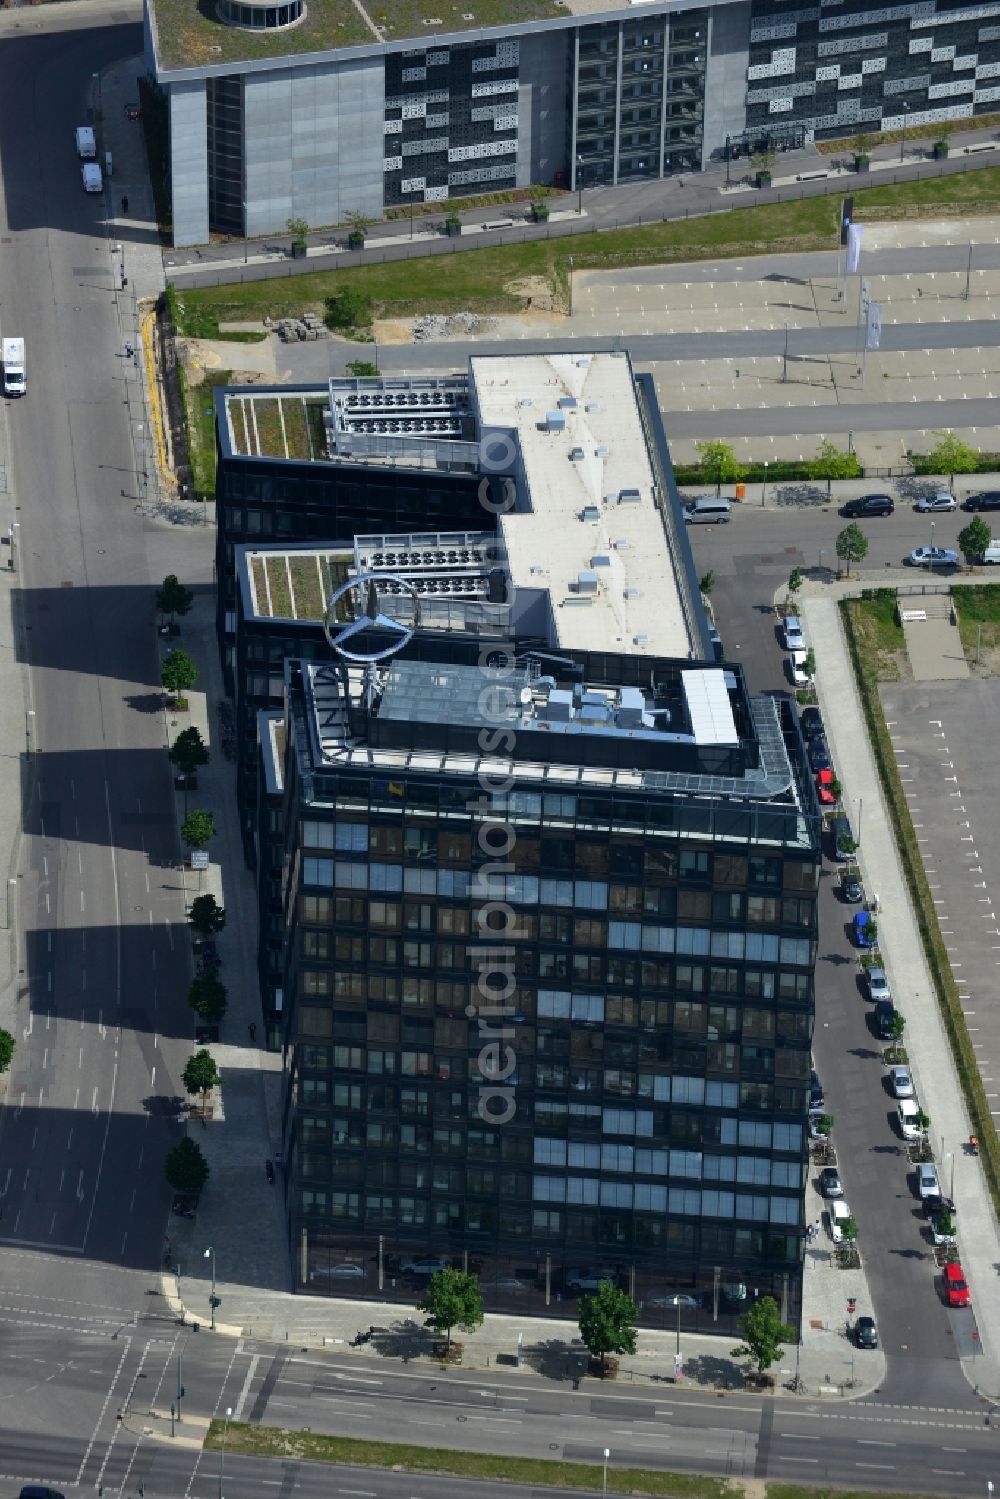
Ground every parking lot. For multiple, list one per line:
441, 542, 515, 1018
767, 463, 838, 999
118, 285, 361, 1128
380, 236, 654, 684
882, 676, 1000, 1136
686, 515, 985, 1403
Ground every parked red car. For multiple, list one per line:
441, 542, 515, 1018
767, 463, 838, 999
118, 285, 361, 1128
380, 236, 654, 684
815, 769, 837, 805
943, 1261, 970, 1307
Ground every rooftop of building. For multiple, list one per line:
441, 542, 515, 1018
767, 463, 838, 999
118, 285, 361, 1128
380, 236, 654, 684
279, 654, 819, 850
243, 546, 354, 623
149, 0, 580, 74
220, 380, 481, 476
238, 533, 510, 637
472, 352, 695, 662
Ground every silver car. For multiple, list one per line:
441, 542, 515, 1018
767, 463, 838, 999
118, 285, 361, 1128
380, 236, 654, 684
890, 1065, 914, 1099
915, 491, 956, 512
917, 1163, 940, 1199
867, 967, 891, 1003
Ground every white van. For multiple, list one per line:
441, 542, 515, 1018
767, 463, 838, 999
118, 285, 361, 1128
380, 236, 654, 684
827, 1199, 852, 1244
897, 1098, 921, 1141
683, 497, 731, 525
982, 539, 1000, 564
81, 163, 103, 194
75, 126, 96, 160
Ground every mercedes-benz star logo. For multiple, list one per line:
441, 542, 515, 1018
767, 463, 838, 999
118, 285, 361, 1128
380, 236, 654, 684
323, 573, 420, 663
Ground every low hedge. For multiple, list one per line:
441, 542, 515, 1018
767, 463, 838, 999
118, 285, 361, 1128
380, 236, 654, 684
840, 595, 1000, 1222
673, 457, 862, 487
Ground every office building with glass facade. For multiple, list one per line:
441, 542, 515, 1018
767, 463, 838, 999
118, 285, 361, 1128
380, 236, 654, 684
148, 0, 1000, 245
255, 351, 821, 1333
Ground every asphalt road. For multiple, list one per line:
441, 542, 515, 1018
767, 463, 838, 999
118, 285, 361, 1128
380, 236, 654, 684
0, 0, 191, 1361
2, 1326, 999, 1496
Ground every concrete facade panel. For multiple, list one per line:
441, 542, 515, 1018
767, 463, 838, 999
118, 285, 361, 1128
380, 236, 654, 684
169, 80, 209, 247
702, 0, 751, 165
243, 56, 384, 237
517, 30, 570, 186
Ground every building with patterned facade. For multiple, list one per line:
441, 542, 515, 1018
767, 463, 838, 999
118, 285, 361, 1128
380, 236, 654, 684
148, 0, 1000, 245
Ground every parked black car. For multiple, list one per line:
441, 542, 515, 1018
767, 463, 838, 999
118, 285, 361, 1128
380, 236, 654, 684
799, 706, 824, 741
808, 736, 832, 773
841, 876, 864, 903
874, 999, 896, 1040
855, 1316, 878, 1348
840, 493, 894, 518
963, 490, 1000, 512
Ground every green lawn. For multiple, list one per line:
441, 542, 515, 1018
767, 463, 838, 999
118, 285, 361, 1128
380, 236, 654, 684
953, 582, 1000, 660
174, 168, 1000, 339
182, 369, 230, 501
204, 1421, 738, 1498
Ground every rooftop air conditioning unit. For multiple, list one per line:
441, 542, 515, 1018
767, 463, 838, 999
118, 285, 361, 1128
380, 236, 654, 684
569, 447, 585, 461
581, 505, 600, 523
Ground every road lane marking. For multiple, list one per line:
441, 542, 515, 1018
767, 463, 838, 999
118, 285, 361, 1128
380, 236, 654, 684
858, 1439, 896, 1446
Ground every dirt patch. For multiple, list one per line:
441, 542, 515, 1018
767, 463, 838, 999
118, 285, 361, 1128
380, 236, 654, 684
375, 319, 416, 345
177, 338, 271, 388
504, 273, 559, 312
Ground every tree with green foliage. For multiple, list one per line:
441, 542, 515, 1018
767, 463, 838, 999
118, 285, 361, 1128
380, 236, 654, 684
189, 892, 226, 938
813, 1113, 834, 1137
958, 516, 992, 565
182, 1049, 221, 1111
188, 971, 228, 1022
169, 726, 209, 778
417, 1268, 484, 1351
924, 430, 978, 488
812, 438, 859, 496
835, 522, 869, 577
699, 570, 716, 598
788, 567, 803, 598
915, 1107, 931, 1137
841, 1214, 859, 1245
890, 1011, 906, 1043
803, 647, 816, 680
181, 809, 215, 850
0, 1028, 14, 1073
156, 574, 194, 626
695, 440, 745, 496
324, 288, 373, 332
162, 648, 198, 702
165, 1136, 209, 1194
731, 1295, 794, 1377
578, 1279, 639, 1375
345, 209, 372, 235
345, 359, 380, 377
286, 215, 310, 248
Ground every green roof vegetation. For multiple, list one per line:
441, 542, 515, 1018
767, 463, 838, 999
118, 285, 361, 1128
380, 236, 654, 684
249, 549, 351, 620
151, 0, 566, 71
226, 393, 328, 460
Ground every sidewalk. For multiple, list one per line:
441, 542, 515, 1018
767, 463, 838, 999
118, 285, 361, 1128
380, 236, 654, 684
802, 574, 1000, 1403
163, 125, 1000, 283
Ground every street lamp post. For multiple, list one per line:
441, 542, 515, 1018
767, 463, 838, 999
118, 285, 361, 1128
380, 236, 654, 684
25, 709, 35, 756
204, 1246, 217, 1330
762, 459, 769, 507
219, 1406, 233, 1499
602, 1447, 610, 1498
965, 241, 974, 301
576, 154, 584, 216
899, 102, 910, 163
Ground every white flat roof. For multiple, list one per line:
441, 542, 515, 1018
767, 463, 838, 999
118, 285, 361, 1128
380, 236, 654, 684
682, 668, 738, 745
471, 352, 692, 660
